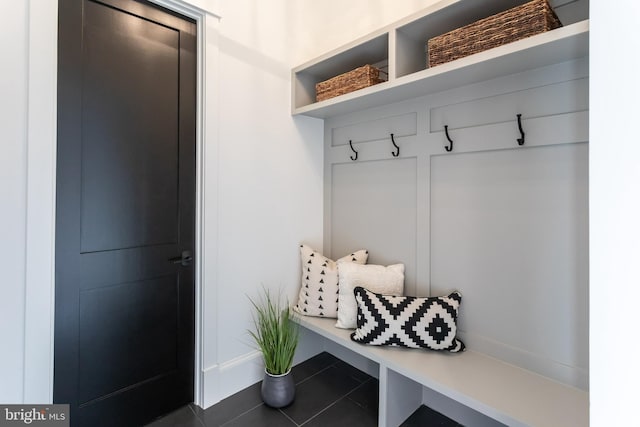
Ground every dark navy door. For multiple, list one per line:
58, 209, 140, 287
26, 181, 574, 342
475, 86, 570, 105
55, 1, 196, 425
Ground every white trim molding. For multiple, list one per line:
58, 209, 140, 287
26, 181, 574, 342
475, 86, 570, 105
23, 0, 58, 404
152, 0, 221, 19
202, 351, 264, 409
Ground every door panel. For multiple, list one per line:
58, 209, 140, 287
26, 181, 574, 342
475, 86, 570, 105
78, 275, 179, 404
81, 0, 180, 252
55, 1, 196, 425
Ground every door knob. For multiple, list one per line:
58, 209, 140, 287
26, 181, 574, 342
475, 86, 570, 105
168, 250, 193, 266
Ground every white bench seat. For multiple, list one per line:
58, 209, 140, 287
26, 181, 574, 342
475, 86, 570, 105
296, 315, 588, 427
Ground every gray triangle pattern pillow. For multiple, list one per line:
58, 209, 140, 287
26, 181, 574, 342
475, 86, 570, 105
293, 245, 368, 318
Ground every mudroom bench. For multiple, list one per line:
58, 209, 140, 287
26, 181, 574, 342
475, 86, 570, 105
296, 315, 588, 427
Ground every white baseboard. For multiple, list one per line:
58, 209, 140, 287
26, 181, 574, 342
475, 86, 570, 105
201, 350, 263, 409
200, 326, 325, 409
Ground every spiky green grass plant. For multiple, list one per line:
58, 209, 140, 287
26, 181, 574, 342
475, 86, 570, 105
248, 289, 299, 375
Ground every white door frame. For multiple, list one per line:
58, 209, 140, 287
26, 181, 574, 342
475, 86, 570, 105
23, 0, 220, 407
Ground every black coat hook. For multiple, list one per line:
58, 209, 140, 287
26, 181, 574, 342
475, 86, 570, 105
444, 125, 453, 152
349, 140, 358, 161
391, 133, 400, 157
516, 114, 525, 146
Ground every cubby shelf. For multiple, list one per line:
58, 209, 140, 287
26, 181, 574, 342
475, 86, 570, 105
291, 0, 589, 119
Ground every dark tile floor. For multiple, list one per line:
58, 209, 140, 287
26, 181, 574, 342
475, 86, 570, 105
146, 352, 460, 427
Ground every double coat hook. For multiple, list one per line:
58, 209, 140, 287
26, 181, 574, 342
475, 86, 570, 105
443, 115, 524, 151
444, 125, 453, 152
391, 134, 400, 157
349, 135, 400, 161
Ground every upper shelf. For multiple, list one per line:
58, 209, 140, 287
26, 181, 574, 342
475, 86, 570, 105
291, 0, 589, 119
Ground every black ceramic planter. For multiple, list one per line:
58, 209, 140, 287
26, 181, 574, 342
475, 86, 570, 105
261, 369, 295, 408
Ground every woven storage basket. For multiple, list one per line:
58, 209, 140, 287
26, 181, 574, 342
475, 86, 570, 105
427, 0, 561, 67
316, 65, 385, 102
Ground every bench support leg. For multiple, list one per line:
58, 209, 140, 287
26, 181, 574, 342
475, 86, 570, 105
379, 366, 422, 427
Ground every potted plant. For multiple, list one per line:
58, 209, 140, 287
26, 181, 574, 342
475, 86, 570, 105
248, 288, 299, 408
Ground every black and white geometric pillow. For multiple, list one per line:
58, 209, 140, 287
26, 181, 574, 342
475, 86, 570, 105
293, 245, 368, 318
351, 287, 465, 352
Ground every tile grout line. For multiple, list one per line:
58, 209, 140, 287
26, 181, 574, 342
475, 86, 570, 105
291, 357, 376, 426
278, 408, 301, 427
296, 380, 368, 427
187, 404, 207, 427
293, 359, 340, 387
296, 396, 344, 427
345, 378, 380, 415
296, 357, 369, 385
284, 361, 343, 426
218, 402, 266, 427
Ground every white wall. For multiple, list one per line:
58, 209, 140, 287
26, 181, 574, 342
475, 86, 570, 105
289, 0, 438, 65
0, 1, 28, 404
590, 0, 640, 424
200, 0, 325, 405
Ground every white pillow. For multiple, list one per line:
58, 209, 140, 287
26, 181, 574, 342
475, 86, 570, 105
293, 245, 368, 318
335, 263, 405, 329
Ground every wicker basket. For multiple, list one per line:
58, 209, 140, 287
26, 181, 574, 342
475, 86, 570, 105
315, 65, 385, 102
427, 0, 561, 67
